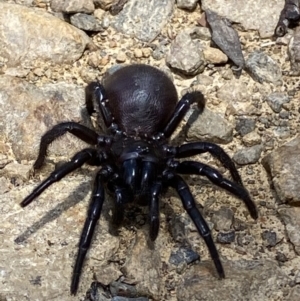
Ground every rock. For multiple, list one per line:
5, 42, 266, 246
70, 13, 103, 31
246, 51, 282, 85
211, 207, 234, 231
262, 135, 300, 203
261, 230, 278, 247
233, 144, 263, 165
216, 230, 235, 244
203, 47, 228, 65
50, 0, 95, 14
205, 9, 244, 74
278, 206, 300, 255
265, 92, 290, 113
0, 76, 88, 161
0, 3, 89, 75
177, 260, 290, 300
166, 29, 205, 76
235, 118, 256, 136
201, 0, 283, 38
242, 132, 262, 147
217, 78, 256, 116
177, 0, 198, 11
111, 0, 174, 41
169, 247, 200, 266
187, 108, 234, 144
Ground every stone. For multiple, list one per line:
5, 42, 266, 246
262, 135, 300, 203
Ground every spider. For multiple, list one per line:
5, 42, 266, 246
21, 64, 258, 295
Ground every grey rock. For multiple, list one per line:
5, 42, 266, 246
278, 206, 300, 255
265, 92, 290, 113
95, 0, 119, 10
205, 9, 245, 75
201, 0, 283, 38
112, 0, 174, 42
0, 3, 89, 75
176, 0, 198, 11
70, 13, 103, 31
216, 78, 256, 116
233, 144, 263, 165
50, 0, 95, 14
187, 108, 234, 144
169, 247, 200, 266
212, 207, 234, 231
246, 51, 282, 85
177, 260, 291, 301
0, 76, 87, 161
235, 118, 256, 136
169, 214, 188, 244
166, 29, 205, 76
261, 230, 278, 247
217, 230, 235, 244
288, 25, 300, 74
110, 281, 138, 298
262, 135, 300, 203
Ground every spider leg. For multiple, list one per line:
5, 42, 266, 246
175, 142, 244, 187
175, 161, 258, 219
71, 169, 105, 295
162, 91, 205, 138
21, 148, 100, 207
85, 81, 122, 135
85, 81, 112, 127
33, 122, 103, 170
149, 181, 162, 241
164, 171, 225, 278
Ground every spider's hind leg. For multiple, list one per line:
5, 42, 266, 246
71, 169, 106, 295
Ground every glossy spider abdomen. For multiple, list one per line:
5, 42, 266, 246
103, 64, 178, 136
21, 64, 257, 295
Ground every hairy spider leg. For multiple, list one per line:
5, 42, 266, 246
33, 122, 100, 170
165, 172, 225, 279
175, 161, 258, 219
21, 148, 99, 207
71, 169, 106, 295
162, 91, 206, 138
175, 142, 244, 187
149, 181, 162, 241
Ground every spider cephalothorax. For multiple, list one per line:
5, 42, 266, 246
21, 64, 258, 294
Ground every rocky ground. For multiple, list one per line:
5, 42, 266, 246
1, 0, 300, 300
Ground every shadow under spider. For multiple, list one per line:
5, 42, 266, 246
15, 180, 113, 244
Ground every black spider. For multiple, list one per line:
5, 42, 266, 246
21, 64, 258, 295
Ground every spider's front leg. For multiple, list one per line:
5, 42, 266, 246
159, 91, 205, 139
33, 122, 101, 170
21, 148, 100, 207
